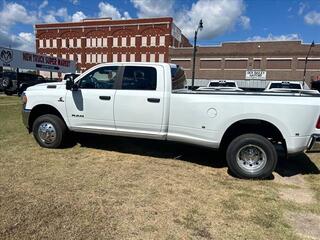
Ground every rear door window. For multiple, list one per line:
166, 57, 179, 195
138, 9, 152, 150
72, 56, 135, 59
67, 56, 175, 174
121, 66, 157, 90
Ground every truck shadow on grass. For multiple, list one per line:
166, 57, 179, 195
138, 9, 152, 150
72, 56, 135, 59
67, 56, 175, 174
72, 133, 320, 178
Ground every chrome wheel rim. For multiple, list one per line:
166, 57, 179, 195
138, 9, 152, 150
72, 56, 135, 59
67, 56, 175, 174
38, 122, 56, 144
236, 144, 267, 173
2, 79, 9, 87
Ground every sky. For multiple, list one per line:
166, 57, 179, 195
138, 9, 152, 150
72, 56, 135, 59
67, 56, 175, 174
0, 0, 320, 51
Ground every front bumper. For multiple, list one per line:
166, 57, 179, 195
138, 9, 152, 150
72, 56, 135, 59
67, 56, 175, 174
307, 134, 320, 151
22, 107, 31, 129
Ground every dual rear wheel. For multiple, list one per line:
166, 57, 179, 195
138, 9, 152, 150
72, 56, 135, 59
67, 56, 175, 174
226, 134, 278, 179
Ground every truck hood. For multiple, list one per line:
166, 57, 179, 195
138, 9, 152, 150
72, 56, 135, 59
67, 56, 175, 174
26, 81, 66, 91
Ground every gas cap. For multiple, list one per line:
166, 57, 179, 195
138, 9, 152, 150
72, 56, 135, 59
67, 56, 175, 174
207, 108, 217, 118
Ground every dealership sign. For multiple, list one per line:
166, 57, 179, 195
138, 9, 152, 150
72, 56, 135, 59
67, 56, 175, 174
245, 70, 267, 80
0, 46, 76, 73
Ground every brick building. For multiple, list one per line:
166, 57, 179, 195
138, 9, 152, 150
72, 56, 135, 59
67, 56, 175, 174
35, 17, 191, 77
169, 41, 320, 87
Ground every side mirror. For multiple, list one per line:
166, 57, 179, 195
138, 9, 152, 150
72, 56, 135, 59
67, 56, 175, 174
66, 79, 76, 90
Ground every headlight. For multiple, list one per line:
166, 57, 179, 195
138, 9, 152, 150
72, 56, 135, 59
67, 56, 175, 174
21, 92, 27, 104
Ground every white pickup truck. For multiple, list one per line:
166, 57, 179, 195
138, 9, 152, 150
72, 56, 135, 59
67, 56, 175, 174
22, 62, 320, 179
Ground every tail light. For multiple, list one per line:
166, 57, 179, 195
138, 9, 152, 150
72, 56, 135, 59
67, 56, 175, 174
317, 116, 320, 129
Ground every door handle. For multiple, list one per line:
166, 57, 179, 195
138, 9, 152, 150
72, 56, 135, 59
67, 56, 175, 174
147, 98, 160, 103
99, 96, 111, 101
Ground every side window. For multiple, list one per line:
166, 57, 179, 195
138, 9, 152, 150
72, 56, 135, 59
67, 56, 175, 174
171, 66, 186, 90
122, 66, 157, 90
79, 66, 118, 89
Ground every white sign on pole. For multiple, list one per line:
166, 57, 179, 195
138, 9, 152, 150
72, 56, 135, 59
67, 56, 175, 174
0, 46, 77, 73
245, 70, 267, 80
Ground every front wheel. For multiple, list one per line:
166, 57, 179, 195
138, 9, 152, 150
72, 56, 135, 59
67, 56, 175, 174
226, 134, 278, 179
32, 114, 66, 148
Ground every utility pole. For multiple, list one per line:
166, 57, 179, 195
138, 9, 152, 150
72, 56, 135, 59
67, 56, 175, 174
303, 41, 315, 89
191, 19, 203, 90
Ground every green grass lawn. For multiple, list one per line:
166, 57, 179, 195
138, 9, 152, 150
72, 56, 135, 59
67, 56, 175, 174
0, 96, 319, 240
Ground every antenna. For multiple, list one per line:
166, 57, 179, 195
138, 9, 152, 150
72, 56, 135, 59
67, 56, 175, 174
303, 41, 315, 89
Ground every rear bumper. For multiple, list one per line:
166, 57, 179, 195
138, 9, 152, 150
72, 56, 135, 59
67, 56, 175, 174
307, 134, 320, 151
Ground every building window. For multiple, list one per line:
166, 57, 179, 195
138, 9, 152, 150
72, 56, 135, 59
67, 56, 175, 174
62, 54, 67, 59
70, 39, 74, 48
121, 37, 126, 47
159, 36, 165, 46
150, 53, 155, 62
266, 59, 292, 69
171, 59, 191, 69
46, 39, 50, 48
103, 38, 108, 47
253, 59, 261, 69
130, 54, 135, 62
199, 59, 222, 69
130, 37, 135, 47
92, 53, 96, 63
62, 39, 66, 48
86, 54, 91, 63
69, 54, 74, 61
113, 54, 118, 62
53, 54, 57, 57
225, 59, 248, 69
159, 54, 164, 62
77, 39, 81, 48
92, 38, 97, 48
121, 54, 126, 62
103, 54, 108, 62
297, 59, 320, 69
86, 38, 91, 48
141, 53, 147, 62
52, 39, 57, 48
141, 37, 147, 47
113, 38, 118, 47
96, 54, 102, 63
150, 36, 156, 46
97, 38, 102, 48
39, 39, 44, 48
77, 54, 82, 63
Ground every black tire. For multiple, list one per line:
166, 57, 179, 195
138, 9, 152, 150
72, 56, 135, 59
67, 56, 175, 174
32, 114, 66, 148
4, 90, 13, 96
226, 134, 278, 179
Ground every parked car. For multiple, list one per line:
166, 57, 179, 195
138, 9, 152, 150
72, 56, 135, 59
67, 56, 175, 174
21, 62, 320, 179
197, 80, 243, 92
0, 71, 3, 92
265, 81, 303, 91
208, 80, 239, 88
1, 72, 53, 96
311, 80, 320, 92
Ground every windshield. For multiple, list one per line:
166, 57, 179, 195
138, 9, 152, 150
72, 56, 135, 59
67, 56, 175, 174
269, 83, 302, 89
209, 82, 236, 87
171, 65, 186, 90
